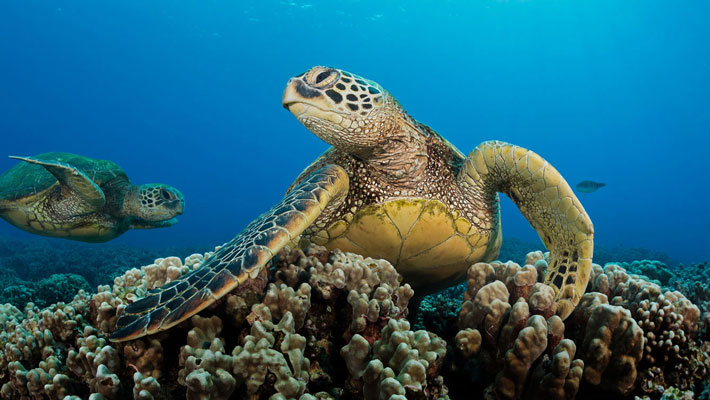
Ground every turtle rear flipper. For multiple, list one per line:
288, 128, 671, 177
458, 141, 594, 319
9, 155, 106, 210
110, 164, 349, 342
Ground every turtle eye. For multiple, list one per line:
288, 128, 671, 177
308, 69, 339, 88
161, 189, 172, 200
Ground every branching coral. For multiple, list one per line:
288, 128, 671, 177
587, 263, 705, 393
492, 315, 548, 400
576, 301, 644, 394
272, 246, 414, 346
178, 315, 235, 400
232, 309, 310, 398
123, 338, 163, 380
526, 339, 584, 400
450, 255, 650, 399
66, 327, 122, 398
342, 318, 448, 399
132, 370, 160, 400
0, 251, 216, 400
263, 282, 311, 330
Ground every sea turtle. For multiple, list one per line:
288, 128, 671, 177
0, 152, 184, 242
111, 67, 594, 341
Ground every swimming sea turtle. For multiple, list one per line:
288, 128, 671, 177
112, 67, 593, 341
0, 152, 184, 242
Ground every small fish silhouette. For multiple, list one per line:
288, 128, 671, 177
576, 180, 605, 193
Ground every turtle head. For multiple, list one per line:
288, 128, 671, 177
283, 66, 407, 157
127, 184, 185, 223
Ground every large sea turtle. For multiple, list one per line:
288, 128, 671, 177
112, 67, 593, 341
0, 152, 184, 242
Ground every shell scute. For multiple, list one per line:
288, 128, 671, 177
0, 152, 126, 201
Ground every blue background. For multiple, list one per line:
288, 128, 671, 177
1, 0, 708, 263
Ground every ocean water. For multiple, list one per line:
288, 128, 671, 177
1, 0, 708, 265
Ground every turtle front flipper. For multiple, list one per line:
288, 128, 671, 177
9, 155, 106, 211
110, 164, 349, 342
458, 141, 594, 319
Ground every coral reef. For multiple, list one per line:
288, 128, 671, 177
0, 235, 206, 288
0, 235, 209, 310
442, 255, 706, 399
617, 260, 676, 287
0, 242, 706, 399
342, 318, 448, 399
0, 246, 427, 399
586, 263, 707, 397
669, 262, 710, 322
1, 272, 92, 309
415, 285, 464, 338
497, 236, 678, 269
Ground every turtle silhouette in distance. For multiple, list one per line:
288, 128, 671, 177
0, 152, 184, 243
111, 67, 594, 341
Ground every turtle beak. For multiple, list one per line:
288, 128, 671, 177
171, 198, 185, 215
282, 78, 313, 114
282, 77, 343, 124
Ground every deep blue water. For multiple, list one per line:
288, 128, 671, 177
1, 0, 708, 264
